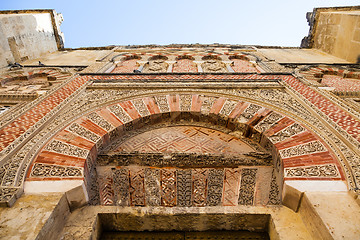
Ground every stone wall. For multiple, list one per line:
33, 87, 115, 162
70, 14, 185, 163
0, 10, 63, 68
303, 6, 360, 63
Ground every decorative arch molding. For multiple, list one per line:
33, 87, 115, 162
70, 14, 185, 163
25, 93, 345, 206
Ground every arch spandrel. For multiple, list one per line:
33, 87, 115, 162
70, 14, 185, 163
25, 92, 346, 207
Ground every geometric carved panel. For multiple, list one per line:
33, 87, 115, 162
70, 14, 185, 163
110, 126, 256, 156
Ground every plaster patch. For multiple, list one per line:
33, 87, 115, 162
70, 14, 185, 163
24, 180, 83, 193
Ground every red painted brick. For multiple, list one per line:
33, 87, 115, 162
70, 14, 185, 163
167, 95, 180, 112
275, 131, 318, 149
0, 76, 88, 152
282, 151, 337, 168
264, 117, 295, 136
210, 97, 226, 114
119, 101, 141, 120
111, 59, 139, 73
191, 94, 202, 112
228, 101, 246, 119
76, 117, 108, 137
96, 108, 123, 128
172, 59, 197, 72
54, 130, 95, 150
34, 151, 86, 167
143, 97, 161, 114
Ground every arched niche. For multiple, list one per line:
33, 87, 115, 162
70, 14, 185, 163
111, 55, 142, 73
228, 55, 260, 73
173, 55, 197, 72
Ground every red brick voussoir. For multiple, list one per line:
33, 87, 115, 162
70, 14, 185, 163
0, 75, 90, 152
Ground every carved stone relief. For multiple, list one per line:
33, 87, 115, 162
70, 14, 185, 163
176, 169, 192, 207
67, 122, 101, 143
207, 169, 224, 206
129, 167, 145, 206
223, 168, 241, 206
238, 104, 262, 123
192, 169, 208, 207
142, 56, 169, 73
180, 94, 192, 111
201, 60, 227, 73
154, 95, 170, 113
238, 168, 257, 205
97, 153, 272, 168
269, 123, 305, 144
131, 99, 150, 117
268, 169, 281, 205
279, 141, 326, 158
219, 99, 238, 116
254, 112, 284, 133
45, 140, 88, 158
144, 168, 161, 206
94, 165, 275, 207
107, 104, 132, 124
0, 69, 70, 95
30, 163, 83, 178
285, 164, 340, 178
160, 169, 177, 207
200, 95, 216, 114
112, 168, 130, 206
86, 112, 114, 131
98, 170, 115, 206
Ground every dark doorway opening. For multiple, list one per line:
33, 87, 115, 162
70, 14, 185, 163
101, 230, 270, 240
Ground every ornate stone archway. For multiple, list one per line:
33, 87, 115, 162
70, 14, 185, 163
25, 92, 345, 206
1, 72, 359, 209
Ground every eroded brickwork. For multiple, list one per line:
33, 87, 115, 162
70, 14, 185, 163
231, 59, 259, 73
111, 59, 139, 73
172, 59, 197, 72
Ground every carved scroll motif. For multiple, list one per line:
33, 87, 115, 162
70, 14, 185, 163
238, 168, 257, 205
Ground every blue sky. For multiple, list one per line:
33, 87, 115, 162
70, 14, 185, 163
1, 0, 359, 48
